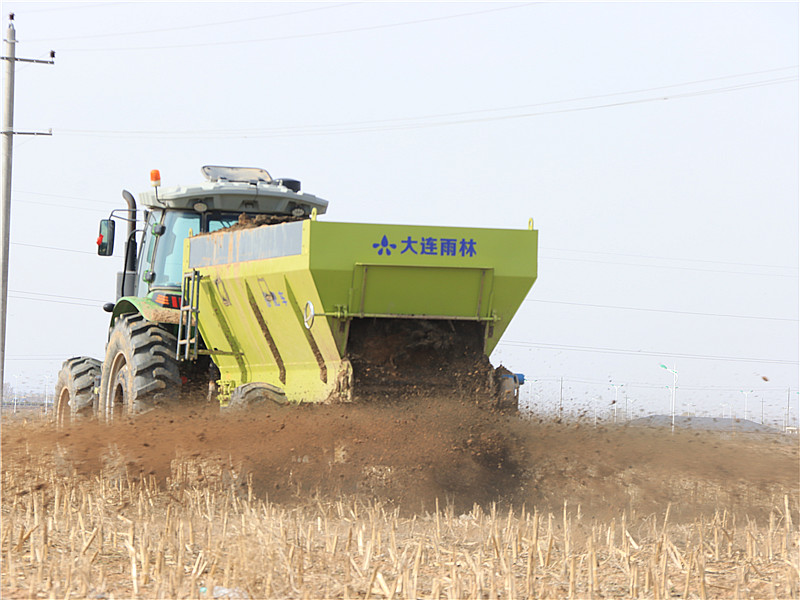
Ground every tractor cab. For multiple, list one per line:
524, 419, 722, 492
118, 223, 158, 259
97, 166, 329, 304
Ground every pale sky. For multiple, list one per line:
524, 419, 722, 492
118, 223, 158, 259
3, 2, 798, 425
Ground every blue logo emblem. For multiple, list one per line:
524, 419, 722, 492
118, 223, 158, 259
372, 235, 397, 256
372, 235, 477, 257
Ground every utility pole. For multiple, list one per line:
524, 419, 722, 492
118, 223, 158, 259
660, 364, 678, 433
0, 15, 54, 400
610, 383, 623, 424
740, 389, 752, 421
628, 396, 637, 421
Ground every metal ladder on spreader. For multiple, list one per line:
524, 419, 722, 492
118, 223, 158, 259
177, 270, 201, 360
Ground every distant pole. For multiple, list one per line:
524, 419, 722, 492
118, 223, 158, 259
0, 18, 16, 403
610, 383, 623, 424
559, 377, 563, 411
787, 387, 791, 434
671, 368, 677, 431
740, 389, 752, 421
660, 364, 678, 433
760, 395, 764, 425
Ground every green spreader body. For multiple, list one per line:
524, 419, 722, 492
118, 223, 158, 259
182, 219, 538, 403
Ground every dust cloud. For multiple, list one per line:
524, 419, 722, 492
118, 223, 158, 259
3, 397, 796, 520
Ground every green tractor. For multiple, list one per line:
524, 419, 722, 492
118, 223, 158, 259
55, 166, 537, 423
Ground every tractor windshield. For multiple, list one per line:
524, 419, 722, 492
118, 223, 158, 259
151, 211, 200, 288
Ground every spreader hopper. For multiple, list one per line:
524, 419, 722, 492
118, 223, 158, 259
182, 218, 537, 404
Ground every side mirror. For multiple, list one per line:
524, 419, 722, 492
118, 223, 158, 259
97, 219, 115, 256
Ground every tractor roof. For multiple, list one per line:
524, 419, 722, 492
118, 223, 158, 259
137, 165, 328, 216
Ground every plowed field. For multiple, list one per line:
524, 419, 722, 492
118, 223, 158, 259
2, 398, 798, 598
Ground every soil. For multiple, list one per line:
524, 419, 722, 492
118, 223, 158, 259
203, 212, 304, 234
2, 397, 796, 520
347, 319, 497, 403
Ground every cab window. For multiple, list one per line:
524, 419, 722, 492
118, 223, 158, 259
151, 211, 200, 288
207, 213, 241, 233
136, 209, 161, 296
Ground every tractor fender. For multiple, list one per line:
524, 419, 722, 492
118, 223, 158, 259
111, 297, 181, 328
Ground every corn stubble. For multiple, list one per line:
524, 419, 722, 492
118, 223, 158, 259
2, 416, 798, 599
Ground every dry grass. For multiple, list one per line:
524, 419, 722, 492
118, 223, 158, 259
2, 438, 799, 600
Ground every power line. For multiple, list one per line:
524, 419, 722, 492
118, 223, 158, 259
25, 3, 357, 42
16, 234, 794, 285
305, 76, 799, 135
244, 65, 798, 131
11, 242, 95, 256
55, 67, 797, 136
9, 289, 106, 303
550, 376, 793, 392
525, 298, 799, 322
539, 253, 799, 278
63, 3, 537, 52
4, 356, 66, 361
540, 245, 798, 272
8, 189, 795, 278
306, 76, 799, 135
14, 3, 119, 14
146, 65, 800, 133
59, 75, 797, 139
499, 340, 798, 365
8, 294, 97, 308
13, 189, 116, 207
5, 354, 73, 359
62, 72, 798, 137
11, 197, 109, 214
11, 193, 795, 277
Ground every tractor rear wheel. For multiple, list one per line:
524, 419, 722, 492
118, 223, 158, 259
98, 313, 181, 421
55, 357, 101, 426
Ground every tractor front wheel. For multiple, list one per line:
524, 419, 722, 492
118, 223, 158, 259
55, 357, 101, 426
98, 313, 181, 421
